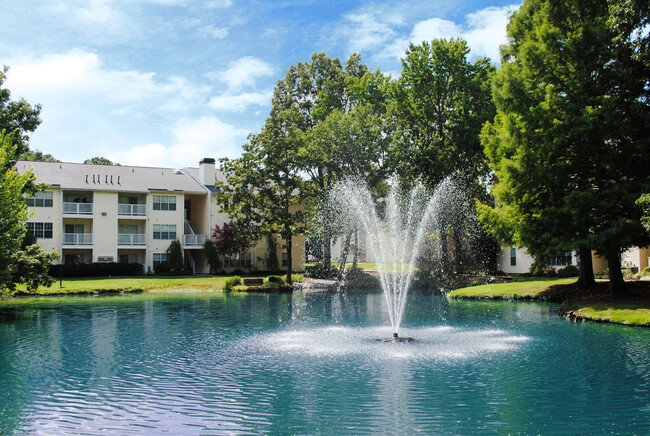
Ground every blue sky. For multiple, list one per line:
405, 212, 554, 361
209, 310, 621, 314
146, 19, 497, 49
1, 0, 520, 168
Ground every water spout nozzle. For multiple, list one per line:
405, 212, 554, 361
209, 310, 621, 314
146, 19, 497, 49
393, 333, 399, 339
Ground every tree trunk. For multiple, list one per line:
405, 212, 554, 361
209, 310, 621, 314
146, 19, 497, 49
285, 232, 293, 284
352, 230, 359, 270
337, 230, 353, 284
323, 237, 331, 270
605, 246, 626, 294
576, 246, 596, 289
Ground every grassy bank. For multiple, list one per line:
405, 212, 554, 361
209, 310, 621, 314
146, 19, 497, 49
450, 278, 650, 327
448, 277, 576, 300
10, 275, 234, 296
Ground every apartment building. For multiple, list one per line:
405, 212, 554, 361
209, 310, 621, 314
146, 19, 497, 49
16, 158, 305, 274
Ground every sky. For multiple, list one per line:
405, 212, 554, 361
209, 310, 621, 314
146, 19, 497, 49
1, 0, 521, 169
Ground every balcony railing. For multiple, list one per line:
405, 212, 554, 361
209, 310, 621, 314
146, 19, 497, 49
118, 234, 146, 246
183, 234, 207, 247
63, 233, 93, 246
118, 204, 147, 216
63, 202, 93, 215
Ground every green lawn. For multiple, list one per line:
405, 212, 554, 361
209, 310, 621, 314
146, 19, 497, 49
560, 299, 650, 327
448, 277, 575, 300
13, 275, 238, 296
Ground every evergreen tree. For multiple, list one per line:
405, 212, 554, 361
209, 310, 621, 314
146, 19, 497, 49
480, 0, 650, 293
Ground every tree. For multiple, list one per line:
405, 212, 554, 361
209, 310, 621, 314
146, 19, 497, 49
12, 244, 59, 292
84, 157, 120, 166
389, 38, 496, 190
0, 66, 42, 158
165, 239, 184, 273
217, 106, 304, 283
20, 149, 59, 162
480, 0, 650, 293
203, 220, 255, 273
0, 131, 37, 291
638, 194, 650, 233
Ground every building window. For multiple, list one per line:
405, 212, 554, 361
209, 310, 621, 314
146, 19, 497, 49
153, 195, 176, 211
510, 248, 517, 266
223, 252, 252, 268
552, 252, 571, 267
153, 224, 176, 240
27, 222, 53, 239
153, 253, 167, 269
282, 252, 288, 267
27, 191, 53, 207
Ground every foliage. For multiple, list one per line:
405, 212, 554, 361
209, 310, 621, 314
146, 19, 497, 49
282, 274, 303, 283
644, 266, 650, 276
265, 233, 279, 271
389, 38, 496, 191
557, 265, 580, 278
51, 262, 145, 278
480, 0, 650, 294
11, 245, 59, 291
224, 276, 241, 290
0, 131, 37, 291
638, 194, 650, 232
0, 66, 42, 158
20, 149, 59, 162
165, 239, 184, 272
267, 275, 282, 283
210, 220, 254, 257
304, 262, 337, 279
343, 266, 379, 289
84, 156, 120, 166
202, 239, 220, 274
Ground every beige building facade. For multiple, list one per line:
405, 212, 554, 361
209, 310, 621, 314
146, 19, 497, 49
18, 159, 305, 274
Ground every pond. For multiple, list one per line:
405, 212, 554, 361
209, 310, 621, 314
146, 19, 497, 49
0, 292, 649, 434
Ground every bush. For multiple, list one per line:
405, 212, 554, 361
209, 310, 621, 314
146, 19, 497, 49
595, 268, 609, 279
281, 274, 303, 283
344, 267, 380, 290
224, 276, 241, 290
643, 266, 650, 276
304, 262, 337, 279
267, 275, 282, 283
50, 262, 144, 278
557, 265, 579, 277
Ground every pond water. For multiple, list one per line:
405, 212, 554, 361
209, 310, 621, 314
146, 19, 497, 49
0, 292, 649, 434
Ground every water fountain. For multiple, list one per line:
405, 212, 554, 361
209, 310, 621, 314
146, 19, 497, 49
330, 178, 452, 340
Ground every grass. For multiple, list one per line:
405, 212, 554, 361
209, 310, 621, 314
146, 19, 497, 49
450, 277, 650, 327
560, 299, 650, 326
448, 277, 576, 300
12, 275, 237, 296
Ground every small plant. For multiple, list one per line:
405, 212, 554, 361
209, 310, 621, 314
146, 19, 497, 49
267, 275, 282, 283
595, 268, 609, 279
304, 262, 337, 279
643, 266, 650, 276
224, 276, 241, 290
557, 265, 579, 277
282, 274, 303, 283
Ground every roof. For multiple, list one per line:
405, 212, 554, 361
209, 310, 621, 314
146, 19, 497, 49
15, 160, 210, 194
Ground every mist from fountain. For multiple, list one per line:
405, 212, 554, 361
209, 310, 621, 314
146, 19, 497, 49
330, 178, 453, 336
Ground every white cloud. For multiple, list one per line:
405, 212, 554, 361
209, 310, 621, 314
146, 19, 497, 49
208, 90, 272, 112
383, 5, 518, 62
206, 0, 233, 7
341, 12, 400, 53
207, 56, 274, 92
200, 25, 229, 39
108, 116, 248, 167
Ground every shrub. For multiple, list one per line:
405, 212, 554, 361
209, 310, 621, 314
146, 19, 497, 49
304, 262, 337, 279
281, 274, 303, 283
267, 275, 282, 283
557, 265, 579, 277
51, 262, 144, 278
643, 266, 650, 276
224, 276, 241, 290
344, 267, 380, 290
595, 268, 609, 279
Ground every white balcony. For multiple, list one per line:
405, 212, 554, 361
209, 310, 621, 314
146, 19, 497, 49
63, 233, 93, 246
118, 204, 147, 217
118, 234, 146, 246
63, 202, 93, 215
183, 234, 207, 247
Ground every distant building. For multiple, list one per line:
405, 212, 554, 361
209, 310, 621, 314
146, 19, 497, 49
17, 158, 305, 274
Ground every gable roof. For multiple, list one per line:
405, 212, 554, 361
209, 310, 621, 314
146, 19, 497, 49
16, 160, 209, 194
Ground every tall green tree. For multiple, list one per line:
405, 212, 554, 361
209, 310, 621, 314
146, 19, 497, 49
389, 38, 496, 190
480, 0, 650, 293
0, 66, 42, 158
0, 131, 37, 291
216, 102, 304, 283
